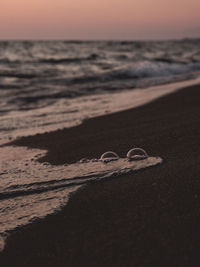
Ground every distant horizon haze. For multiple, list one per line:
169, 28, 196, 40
0, 0, 199, 40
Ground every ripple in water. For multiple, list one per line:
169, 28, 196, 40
0, 145, 162, 251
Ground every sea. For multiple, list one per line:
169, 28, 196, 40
0, 39, 200, 250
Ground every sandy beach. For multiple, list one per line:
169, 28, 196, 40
1, 83, 200, 266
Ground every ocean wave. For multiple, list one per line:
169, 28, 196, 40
1, 40, 200, 138
109, 61, 200, 78
69, 60, 200, 84
38, 53, 99, 64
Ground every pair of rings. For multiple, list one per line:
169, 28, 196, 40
100, 148, 148, 163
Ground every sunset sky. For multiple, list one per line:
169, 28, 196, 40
0, 0, 199, 40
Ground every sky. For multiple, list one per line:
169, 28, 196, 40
0, 0, 200, 40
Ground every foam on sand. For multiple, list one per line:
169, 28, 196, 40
0, 145, 162, 251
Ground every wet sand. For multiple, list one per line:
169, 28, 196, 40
1, 83, 200, 266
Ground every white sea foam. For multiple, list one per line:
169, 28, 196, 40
1, 77, 200, 145
0, 145, 162, 251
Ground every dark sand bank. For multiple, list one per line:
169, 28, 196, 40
1, 84, 200, 266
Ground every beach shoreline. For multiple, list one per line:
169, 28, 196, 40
1, 83, 200, 266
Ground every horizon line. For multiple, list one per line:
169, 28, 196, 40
0, 37, 199, 42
